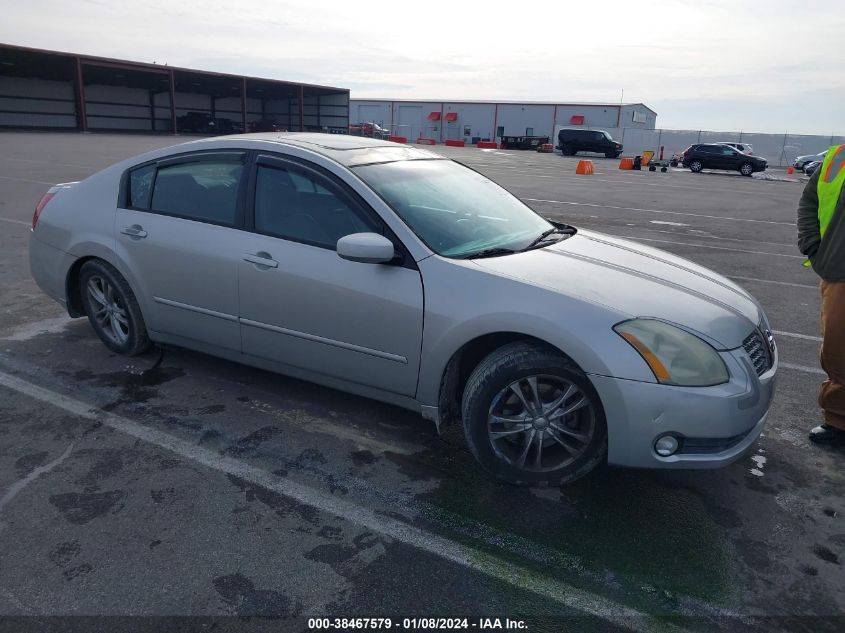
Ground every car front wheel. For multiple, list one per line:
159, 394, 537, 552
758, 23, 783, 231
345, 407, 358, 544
79, 259, 152, 356
461, 341, 607, 486
689, 160, 703, 173
739, 162, 754, 177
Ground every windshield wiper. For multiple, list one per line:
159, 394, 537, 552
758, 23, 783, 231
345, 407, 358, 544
522, 227, 575, 250
456, 247, 517, 259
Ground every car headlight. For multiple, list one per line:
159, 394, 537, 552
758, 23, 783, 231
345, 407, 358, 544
614, 319, 729, 386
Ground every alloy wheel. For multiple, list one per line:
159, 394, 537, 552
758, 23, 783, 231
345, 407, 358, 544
86, 275, 129, 345
487, 374, 596, 473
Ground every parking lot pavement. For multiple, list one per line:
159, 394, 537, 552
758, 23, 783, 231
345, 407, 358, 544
0, 132, 843, 631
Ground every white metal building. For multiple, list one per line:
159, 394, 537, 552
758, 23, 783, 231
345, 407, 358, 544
349, 99, 657, 143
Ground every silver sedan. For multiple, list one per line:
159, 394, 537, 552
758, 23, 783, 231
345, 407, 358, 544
29, 134, 777, 485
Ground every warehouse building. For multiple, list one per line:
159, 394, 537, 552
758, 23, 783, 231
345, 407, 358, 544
0, 43, 349, 134
350, 99, 657, 144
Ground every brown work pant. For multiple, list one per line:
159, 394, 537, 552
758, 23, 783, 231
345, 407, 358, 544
820, 280, 845, 430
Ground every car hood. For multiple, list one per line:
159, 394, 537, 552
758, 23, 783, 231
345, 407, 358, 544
470, 230, 762, 349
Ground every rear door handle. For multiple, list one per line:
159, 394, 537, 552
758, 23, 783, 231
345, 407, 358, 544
243, 253, 278, 269
120, 225, 147, 239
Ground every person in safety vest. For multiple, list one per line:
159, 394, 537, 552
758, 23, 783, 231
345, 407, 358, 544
798, 144, 845, 444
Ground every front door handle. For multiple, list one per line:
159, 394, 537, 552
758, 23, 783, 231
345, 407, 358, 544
120, 225, 147, 239
243, 253, 279, 269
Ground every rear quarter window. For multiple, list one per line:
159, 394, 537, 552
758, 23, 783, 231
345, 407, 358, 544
128, 164, 155, 209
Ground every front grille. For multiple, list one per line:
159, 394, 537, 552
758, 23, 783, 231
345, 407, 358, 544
743, 329, 773, 376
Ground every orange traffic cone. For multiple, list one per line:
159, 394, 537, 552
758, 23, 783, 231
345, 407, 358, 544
786, 166, 795, 174
618, 157, 634, 170
575, 160, 594, 175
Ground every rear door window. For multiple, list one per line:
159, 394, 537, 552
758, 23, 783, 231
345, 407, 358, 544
150, 157, 245, 226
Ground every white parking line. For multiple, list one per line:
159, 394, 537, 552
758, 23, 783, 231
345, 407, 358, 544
773, 330, 823, 342
0, 217, 30, 227
728, 275, 818, 290
780, 362, 826, 376
621, 236, 805, 259
521, 198, 796, 226
0, 370, 658, 629
0, 175, 55, 186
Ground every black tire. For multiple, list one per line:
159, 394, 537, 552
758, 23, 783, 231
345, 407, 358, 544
648, 165, 657, 171
79, 259, 152, 356
560, 144, 575, 156
670, 159, 678, 167
739, 162, 754, 177
661, 166, 668, 173
604, 151, 615, 158
689, 160, 703, 173
461, 341, 607, 486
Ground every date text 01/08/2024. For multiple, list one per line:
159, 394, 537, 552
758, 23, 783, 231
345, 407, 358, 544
307, 618, 528, 630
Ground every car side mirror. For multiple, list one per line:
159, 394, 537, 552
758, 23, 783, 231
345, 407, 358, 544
337, 232, 396, 264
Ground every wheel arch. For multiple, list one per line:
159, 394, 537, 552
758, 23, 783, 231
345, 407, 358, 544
434, 332, 585, 429
63, 245, 149, 322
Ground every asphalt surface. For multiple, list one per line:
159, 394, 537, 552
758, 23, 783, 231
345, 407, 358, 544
0, 131, 843, 633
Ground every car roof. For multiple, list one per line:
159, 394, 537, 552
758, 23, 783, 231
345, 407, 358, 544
186, 133, 442, 167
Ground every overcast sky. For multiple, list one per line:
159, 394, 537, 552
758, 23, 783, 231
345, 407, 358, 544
2, 0, 843, 135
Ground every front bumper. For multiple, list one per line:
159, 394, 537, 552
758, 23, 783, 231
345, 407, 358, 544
589, 345, 777, 469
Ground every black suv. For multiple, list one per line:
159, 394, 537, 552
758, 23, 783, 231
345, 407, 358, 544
681, 144, 767, 177
557, 128, 623, 158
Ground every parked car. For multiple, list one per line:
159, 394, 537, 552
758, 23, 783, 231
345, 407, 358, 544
176, 111, 216, 134
250, 119, 286, 133
718, 142, 754, 155
176, 112, 242, 135
349, 122, 390, 139
681, 143, 767, 176
794, 150, 827, 171
804, 160, 822, 176
500, 135, 549, 150
557, 129, 623, 158
29, 134, 776, 486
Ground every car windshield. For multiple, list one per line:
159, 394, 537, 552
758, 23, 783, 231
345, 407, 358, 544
354, 159, 553, 258
602, 131, 613, 141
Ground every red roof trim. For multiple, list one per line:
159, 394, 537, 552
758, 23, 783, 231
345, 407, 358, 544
427, 111, 441, 120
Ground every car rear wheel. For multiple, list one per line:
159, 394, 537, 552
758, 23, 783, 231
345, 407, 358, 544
560, 144, 575, 156
689, 160, 703, 173
461, 341, 607, 486
739, 162, 754, 177
79, 259, 152, 356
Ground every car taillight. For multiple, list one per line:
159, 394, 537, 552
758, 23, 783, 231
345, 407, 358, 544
32, 191, 55, 231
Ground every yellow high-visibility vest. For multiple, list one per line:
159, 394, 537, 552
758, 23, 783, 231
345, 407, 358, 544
803, 145, 845, 267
